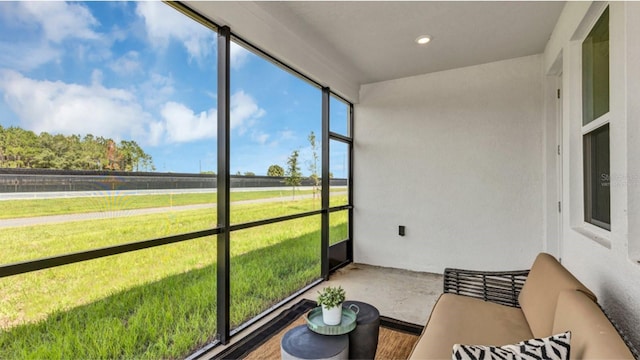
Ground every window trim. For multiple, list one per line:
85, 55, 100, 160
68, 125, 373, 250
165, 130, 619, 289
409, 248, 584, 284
581, 114, 609, 135
580, 5, 611, 232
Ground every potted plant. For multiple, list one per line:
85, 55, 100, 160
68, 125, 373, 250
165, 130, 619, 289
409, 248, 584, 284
317, 285, 346, 325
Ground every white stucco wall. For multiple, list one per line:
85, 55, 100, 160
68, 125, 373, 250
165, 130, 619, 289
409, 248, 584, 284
545, 1, 640, 348
354, 54, 544, 273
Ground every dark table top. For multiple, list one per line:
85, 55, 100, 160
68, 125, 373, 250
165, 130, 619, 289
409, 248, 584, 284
281, 325, 348, 358
343, 300, 380, 325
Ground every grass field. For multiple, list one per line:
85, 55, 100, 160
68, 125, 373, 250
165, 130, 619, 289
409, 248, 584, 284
0, 188, 347, 219
0, 192, 349, 359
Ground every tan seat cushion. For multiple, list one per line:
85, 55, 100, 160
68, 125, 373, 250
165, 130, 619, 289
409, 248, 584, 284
518, 253, 596, 337
409, 294, 533, 359
553, 290, 634, 359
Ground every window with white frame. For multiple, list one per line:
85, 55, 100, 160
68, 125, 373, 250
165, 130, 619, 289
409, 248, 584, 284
582, 7, 610, 230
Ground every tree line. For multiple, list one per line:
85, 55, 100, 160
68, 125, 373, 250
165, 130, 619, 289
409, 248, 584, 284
0, 125, 155, 171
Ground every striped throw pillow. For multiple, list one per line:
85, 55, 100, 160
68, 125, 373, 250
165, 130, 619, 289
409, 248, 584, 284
452, 331, 571, 360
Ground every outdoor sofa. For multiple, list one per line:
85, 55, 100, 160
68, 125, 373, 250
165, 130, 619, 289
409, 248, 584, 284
408, 253, 638, 359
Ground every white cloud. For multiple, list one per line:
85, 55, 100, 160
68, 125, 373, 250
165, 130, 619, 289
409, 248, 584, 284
18, 2, 100, 43
136, 2, 213, 61
135, 2, 251, 68
267, 129, 296, 148
279, 130, 295, 140
139, 72, 175, 109
231, 90, 265, 133
147, 121, 166, 147
0, 2, 107, 72
91, 69, 103, 86
160, 102, 216, 143
109, 51, 142, 75
0, 69, 154, 144
0, 69, 266, 147
158, 90, 265, 144
0, 41, 60, 72
230, 42, 251, 69
251, 131, 270, 145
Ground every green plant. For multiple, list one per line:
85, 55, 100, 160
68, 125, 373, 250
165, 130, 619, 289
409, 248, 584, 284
317, 286, 346, 309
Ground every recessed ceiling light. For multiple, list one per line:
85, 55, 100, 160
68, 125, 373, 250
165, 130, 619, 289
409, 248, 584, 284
415, 35, 431, 45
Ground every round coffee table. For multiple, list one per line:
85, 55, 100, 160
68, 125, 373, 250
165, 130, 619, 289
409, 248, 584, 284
281, 325, 349, 360
343, 301, 380, 359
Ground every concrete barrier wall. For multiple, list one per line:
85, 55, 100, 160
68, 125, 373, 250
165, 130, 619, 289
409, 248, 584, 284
0, 169, 347, 193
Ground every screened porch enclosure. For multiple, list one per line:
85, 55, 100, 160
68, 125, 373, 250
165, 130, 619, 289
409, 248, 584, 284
0, 1, 352, 357
2, 0, 640, 357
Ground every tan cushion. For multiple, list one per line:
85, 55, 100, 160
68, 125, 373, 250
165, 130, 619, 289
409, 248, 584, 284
409, 294, 533, 359
518, 253, 596, 337
553, 290, 634, 359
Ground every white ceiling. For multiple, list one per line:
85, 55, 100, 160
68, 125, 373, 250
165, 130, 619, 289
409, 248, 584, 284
253, 1, 565, 84
186, 1, 566, 99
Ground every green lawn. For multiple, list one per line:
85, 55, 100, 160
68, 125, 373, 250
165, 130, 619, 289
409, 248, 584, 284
1, 196, 347, 263
0, 225, 325, 359
0, 189, 340, 219
0, 194, 349, 359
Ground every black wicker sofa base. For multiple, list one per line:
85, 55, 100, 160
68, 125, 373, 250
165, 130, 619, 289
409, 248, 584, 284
407, 253, 638, 359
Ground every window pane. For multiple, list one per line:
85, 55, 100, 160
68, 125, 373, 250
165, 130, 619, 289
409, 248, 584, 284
330, 140, 349, 207
330, 209, 349, 245
583, 124, 610, 229
582, 7, 609, 125
230, 216, 321, 330
229, 41, 322, 224
0, 2, 217, 262
1, 197, 218, 263
330, 95, 351, 137
0, 238, 217, 358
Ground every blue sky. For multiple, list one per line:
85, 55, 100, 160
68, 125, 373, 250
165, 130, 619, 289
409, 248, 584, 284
0, 1, 349, 177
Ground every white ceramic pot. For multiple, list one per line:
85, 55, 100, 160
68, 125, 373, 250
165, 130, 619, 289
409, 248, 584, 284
322, 304, 342, 325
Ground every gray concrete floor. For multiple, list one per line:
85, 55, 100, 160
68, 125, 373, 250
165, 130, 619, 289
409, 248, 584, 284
203, 263, 442, 358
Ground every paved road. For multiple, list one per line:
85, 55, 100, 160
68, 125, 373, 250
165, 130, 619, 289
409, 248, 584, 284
0, 186, 323, 201
0, 203, 215, 229
0, 192, 345, 229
